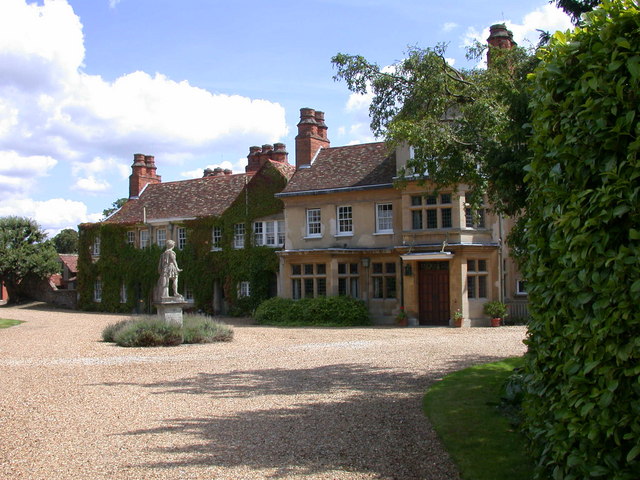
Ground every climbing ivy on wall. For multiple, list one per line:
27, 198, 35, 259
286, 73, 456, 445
78, 163, 288, 315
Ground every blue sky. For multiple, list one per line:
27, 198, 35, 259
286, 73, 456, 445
0, 0, 573, 235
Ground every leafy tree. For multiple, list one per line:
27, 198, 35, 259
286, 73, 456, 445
53, 228, 78, 253
102, 198, 127, 219
332, 41, 537, 217
554, 0, 601, 24
0, 217, 60, 304
523, 2, 640, 478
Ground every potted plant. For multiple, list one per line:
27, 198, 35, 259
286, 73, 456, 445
396, 307, 408, 327
452, 309, 463, 328
483, 300, 508, 327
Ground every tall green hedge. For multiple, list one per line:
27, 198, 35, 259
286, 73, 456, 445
523, 2, 640, 479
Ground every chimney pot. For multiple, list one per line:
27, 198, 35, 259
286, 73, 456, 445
129, 153, 161, 198
295, 107, 330, 169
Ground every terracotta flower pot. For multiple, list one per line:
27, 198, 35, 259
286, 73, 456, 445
491, 317, 502, 327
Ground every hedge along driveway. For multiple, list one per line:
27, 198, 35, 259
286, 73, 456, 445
0, 303, 527, 480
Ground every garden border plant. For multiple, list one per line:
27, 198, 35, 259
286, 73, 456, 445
102, 314, 233, 347
254, 295, 370, 327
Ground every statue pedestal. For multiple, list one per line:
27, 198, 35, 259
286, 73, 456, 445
154, 297, 189, 326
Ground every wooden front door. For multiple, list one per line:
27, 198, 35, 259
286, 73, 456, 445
418, 261, 450, 325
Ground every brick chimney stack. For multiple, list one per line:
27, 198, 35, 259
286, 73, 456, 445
487, 24, 516, 67
245, 143, 289, 172
295, 108, 330, 169
129, 153, 162, 198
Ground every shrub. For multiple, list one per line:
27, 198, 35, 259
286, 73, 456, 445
182, 314, 234, 343
101, 319, 136, 343
523, 2, 640, 478
102, 314, 233, 347
112, 317, 183, 347
254, 296, 370, 326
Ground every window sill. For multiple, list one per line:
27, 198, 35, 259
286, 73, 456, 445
334, 233, 354, 238
373, 231, 394, 236
304, 235, 323, 240
210, 247, 222, 252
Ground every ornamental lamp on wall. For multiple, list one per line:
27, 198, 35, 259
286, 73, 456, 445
362, 257, 370, 268
404, 264, 413, 276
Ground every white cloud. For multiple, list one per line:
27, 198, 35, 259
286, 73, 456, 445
0, 0, 287, 163
445, 57, 456, 66
0, 0, 288, 231
0, 197, 102, 235
0, 150, 57, 193
443, 22, 458, 32
73, 176, 111, 192
463, 4, 573, 49
345, 91, 373, 113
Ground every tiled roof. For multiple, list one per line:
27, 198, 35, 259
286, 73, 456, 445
268, 160, 297, 180
58, 254, 78, 273
281, 142, 396, 194
105, 160, 293, 224
106, 173, 252, 224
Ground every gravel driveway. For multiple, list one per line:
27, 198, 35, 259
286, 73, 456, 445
0, 303, 527, 480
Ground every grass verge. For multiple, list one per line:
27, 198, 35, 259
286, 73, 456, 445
0, 319, 23, 329
423, 356, 533, 480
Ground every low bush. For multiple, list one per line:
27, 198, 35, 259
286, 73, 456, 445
254, 296, 370, 326
182, 314, 234, 343
101, 319, 135, 343
102, 314, 233, 347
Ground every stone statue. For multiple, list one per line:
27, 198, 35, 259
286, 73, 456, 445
158, 240, 182, 299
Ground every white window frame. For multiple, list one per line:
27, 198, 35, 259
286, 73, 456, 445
140, 230, 149, 249
94, 278, 102, 302
211, 226, 222, 251
375, 203, 393, 234
156, 229, 166, 248
306, 208, 321, 238
177, 227, 187, 250
234, 223, 245, 249
127, 231, 135, 246
184, 285, 194, 301
120, 283, 127, 304
92, 237, 101, 256
253, 220, 285, 247
238, 281, 250, 298
336, 205, 353, 235
516, 280, 528, 295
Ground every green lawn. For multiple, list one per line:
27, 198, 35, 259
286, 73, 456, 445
0, 318, 23, 329
423, 356, 534, 480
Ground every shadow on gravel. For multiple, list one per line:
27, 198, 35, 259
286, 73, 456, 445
109, 355, 504, 479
